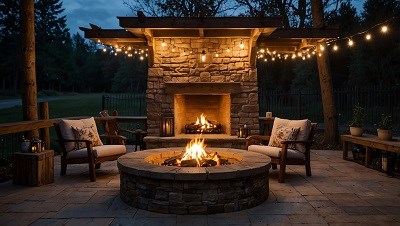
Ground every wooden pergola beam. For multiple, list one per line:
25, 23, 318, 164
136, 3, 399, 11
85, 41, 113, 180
118, 16, 283, 29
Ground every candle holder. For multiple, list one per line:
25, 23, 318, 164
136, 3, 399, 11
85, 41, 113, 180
30, 138, 42, 153
161, 116, 174, 137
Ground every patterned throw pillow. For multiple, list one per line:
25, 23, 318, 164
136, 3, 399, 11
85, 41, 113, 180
269, 125, 300, 149
72, 125, 103, 149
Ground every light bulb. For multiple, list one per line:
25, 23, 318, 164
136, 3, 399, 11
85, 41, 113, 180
260, 49, 265, 53
365, 33, 371, 40
227, 47, 230, 53
140, 56, 144, 60
128, 46, 132, 50
272, 57, 275, 61
333, 45, 338, 51
102, 48, 107, 52
319, 44, 325, 51
240, 40, 244, 49
264, 58, 267, 62
215, 53, 219, 57
348, 39, 354, 47
291, 54, 296, 59
161, 39, 167, 47
381, 25, 388, 33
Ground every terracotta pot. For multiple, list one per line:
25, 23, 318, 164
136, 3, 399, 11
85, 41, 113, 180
377, 129, 392, 140
350, 127, 363, 137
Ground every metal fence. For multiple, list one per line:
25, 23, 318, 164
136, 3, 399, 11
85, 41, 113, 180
102, 93, 146, 116
259, 86, 400, 133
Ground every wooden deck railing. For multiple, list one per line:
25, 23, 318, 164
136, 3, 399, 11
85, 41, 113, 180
0, 116, 147, 161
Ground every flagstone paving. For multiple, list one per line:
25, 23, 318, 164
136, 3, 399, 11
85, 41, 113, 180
0, 149, 399, 226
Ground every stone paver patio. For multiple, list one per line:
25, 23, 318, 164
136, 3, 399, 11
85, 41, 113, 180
0, 148, 399, 226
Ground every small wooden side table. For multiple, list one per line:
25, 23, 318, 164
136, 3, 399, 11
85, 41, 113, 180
259, 117, 275, 135
13, 150, 54, 186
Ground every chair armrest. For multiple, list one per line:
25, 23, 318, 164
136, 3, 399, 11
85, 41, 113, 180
246, 135, 271, 148
99, 134, 126, 145
56, 138, 92, 145
281, 140, 313, 145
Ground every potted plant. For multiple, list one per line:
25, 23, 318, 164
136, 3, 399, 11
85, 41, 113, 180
349, 103, 365, 137
377, 115, 393, 140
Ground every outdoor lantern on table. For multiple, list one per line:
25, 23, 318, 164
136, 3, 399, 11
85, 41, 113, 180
238, 125, 250, 138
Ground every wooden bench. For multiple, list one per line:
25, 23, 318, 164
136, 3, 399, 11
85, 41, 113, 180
341, 134, 400, 168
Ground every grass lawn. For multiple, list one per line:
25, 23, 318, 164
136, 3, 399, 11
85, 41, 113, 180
0, 93, 103, 124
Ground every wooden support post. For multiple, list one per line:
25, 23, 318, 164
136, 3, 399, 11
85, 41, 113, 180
20, 0, 39, 139
39, 102, 50, 149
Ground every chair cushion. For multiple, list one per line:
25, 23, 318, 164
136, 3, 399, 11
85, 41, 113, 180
72, 126, 103, 149
66, 145, 126, 159
248, 145, 305, 159
269, 125, 300, 150
268, 117, 311, 153
59, 117, 103, 152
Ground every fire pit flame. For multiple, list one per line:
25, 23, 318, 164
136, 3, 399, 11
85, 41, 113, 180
181, 136, 208, 167
163, 136, 227, 167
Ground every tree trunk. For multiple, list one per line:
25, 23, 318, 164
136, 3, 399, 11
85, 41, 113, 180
311, 0, 338, 144
20, 0, 39, 138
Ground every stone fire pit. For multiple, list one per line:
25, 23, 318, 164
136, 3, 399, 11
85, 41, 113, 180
118, 147, 271, 214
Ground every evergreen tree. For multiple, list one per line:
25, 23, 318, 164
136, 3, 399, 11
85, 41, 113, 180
0, 0, 21, 95
34, 0, 71, 91
348, 0, 400, 86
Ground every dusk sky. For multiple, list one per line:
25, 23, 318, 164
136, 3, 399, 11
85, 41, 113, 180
64, 0, 367, 36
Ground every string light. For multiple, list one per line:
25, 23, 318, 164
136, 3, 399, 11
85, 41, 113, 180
333, 44, 338, 51
365, 33, 371, 40
161, 39, 167, 47
215, 53, 219, 57
319, 44, 325, 51
348, 39, 354, 47
227, 47, 230, 53
102, 47, 107, 52
381, 25, 388, 33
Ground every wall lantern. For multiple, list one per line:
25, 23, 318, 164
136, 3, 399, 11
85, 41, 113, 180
161, 116, 174, 137
197, 49, 212, 64
201, 50, 207, 62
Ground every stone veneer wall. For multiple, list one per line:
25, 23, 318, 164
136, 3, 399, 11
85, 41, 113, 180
146, 38, 259, 136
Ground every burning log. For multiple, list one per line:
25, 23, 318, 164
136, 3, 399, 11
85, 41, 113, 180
161, 137, 230, 167
185, 113, 222, 134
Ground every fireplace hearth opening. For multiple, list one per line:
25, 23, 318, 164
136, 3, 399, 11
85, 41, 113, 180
174, 94, 231, 135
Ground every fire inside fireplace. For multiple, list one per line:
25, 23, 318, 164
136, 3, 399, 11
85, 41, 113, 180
185, 113, 222, 134
162, 136, 229, 167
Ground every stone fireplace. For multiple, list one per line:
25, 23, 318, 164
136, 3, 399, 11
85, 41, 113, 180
146, 38, 259, 148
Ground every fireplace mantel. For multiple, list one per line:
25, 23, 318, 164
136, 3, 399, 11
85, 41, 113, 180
165, 82, 241, 94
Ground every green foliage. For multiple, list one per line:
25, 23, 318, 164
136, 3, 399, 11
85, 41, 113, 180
378, 115, 393, 130
111, 57, 147, 93
349, 103, 365, 127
